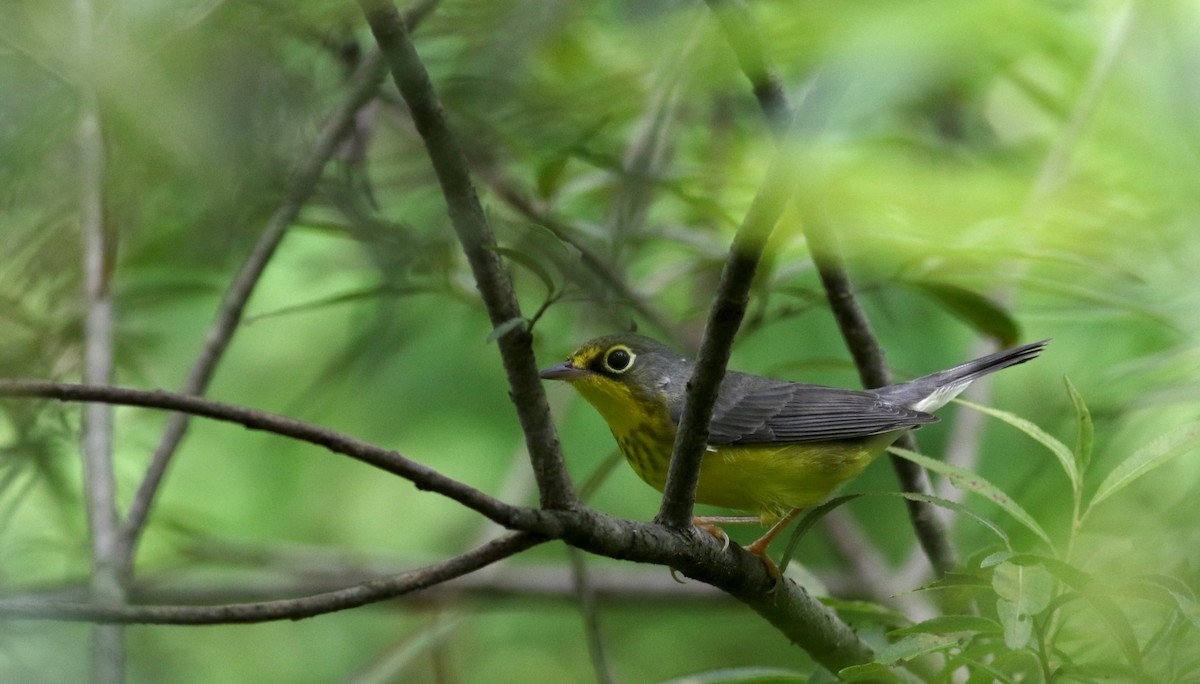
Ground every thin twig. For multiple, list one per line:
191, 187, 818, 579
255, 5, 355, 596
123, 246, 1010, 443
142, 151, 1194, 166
568, 548, 619, 684
73, 0, 125, 677
654, 121, 799, 530
703, 0, 957, 574
358, 0, 576, 510
0, 533, 540, 624
478, 170, 680, 341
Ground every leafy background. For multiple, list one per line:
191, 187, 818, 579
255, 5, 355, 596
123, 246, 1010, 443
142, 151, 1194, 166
3, 0, 1200, 681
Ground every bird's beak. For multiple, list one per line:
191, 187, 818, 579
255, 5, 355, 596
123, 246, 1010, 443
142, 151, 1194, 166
539, 360, 589, 381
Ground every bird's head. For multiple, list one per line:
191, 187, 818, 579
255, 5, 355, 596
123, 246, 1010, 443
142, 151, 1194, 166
539, 334, 689, 429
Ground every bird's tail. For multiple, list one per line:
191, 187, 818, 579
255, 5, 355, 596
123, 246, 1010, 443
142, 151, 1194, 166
877, 339, 1049, 413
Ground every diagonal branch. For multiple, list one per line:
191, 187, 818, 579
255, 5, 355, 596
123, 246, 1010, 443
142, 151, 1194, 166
357, 0, 576, 511
703, 0, 956, 574
654, 127, 800, 530
0, 380, 546, 533
0, 532, 541, 624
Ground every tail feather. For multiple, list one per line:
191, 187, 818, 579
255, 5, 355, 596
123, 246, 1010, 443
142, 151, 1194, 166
877, 339, 1049, 413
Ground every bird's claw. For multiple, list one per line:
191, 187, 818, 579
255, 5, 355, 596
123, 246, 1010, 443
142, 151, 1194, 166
692, 519, 731, 552
669, 567, 686, 584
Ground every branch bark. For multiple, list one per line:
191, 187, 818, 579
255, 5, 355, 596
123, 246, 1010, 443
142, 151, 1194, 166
655, 129, 800, 529
0, 380, 542, 531
0, 533, 540, 624
357, 0, 576, 511
0, 381, 877, 674
74, 0, 125, 677
704, 0, 957, 574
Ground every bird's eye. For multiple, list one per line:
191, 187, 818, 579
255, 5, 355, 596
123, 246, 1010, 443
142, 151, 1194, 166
603, 346, 634, 374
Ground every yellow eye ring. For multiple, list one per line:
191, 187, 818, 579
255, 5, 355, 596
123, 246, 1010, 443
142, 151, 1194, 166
602, 345, 635, 374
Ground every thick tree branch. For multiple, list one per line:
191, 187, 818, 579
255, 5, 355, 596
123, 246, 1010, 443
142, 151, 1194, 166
655, 131, 799, 530
357, 0, 576, 511
0, 533, 540, 624
704, 0, 957, 574
0, 381, 877, 673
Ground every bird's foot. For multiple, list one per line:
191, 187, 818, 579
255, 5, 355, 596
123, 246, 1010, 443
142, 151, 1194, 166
744, 535, 783, 592
691, 518, 731, 552
691, 515, 758, 552
743, 508, 806, 592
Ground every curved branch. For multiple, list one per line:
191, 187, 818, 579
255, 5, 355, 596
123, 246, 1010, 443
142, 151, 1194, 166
0, 533, 540, 624
0, 380, 878, 673
0, 381, 547, 533
357, 0, 576, 511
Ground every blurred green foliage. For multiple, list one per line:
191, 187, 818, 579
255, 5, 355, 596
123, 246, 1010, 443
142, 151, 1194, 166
3, 0, 1200, 681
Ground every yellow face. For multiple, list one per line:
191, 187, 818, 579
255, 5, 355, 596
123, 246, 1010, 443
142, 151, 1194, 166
554, 341, 656, 436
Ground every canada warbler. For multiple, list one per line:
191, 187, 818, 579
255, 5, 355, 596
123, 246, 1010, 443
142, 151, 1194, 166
540, 334, 1047, 571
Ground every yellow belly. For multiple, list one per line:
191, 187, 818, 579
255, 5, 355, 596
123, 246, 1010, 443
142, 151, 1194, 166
569, 376, 894, 523
616, 426, 898, 523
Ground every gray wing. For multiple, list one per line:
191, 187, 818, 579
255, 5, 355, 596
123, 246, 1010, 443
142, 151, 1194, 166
700, 371, 938, 445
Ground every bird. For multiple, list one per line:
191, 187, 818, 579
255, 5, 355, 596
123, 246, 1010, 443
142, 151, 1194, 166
540, 333, 1047, 575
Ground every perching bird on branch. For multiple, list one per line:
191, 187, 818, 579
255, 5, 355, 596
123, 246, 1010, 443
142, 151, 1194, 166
541, 334, 1047, 575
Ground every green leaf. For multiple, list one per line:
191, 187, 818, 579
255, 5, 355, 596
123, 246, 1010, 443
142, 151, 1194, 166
947, 653, 1018, 684
1087, 424, 1200, 513
889, 615, 1003, 637
820, 597, 910, 628
993, 562, 1054, 615
996, 598, 1032, 650
889, 447, 1053, 547
993, 561, 1054, 651
1063, 376, 1094, 476
956, 398, 1080, 494
838, 663, 903, 682
1004, 553, 1094, 591
979, 550, 1015, 569
489, 245, 558, 294
779, 490, 1011, 573
907, 282, 1020, 347
535, 155, 569, 199
874, 633, 960, 665
1131, 575, 1200, 629
1084, 594, 1143, 674
486, 316, 527, 343
656, 667, 808, 684
903, 572, 992, 597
